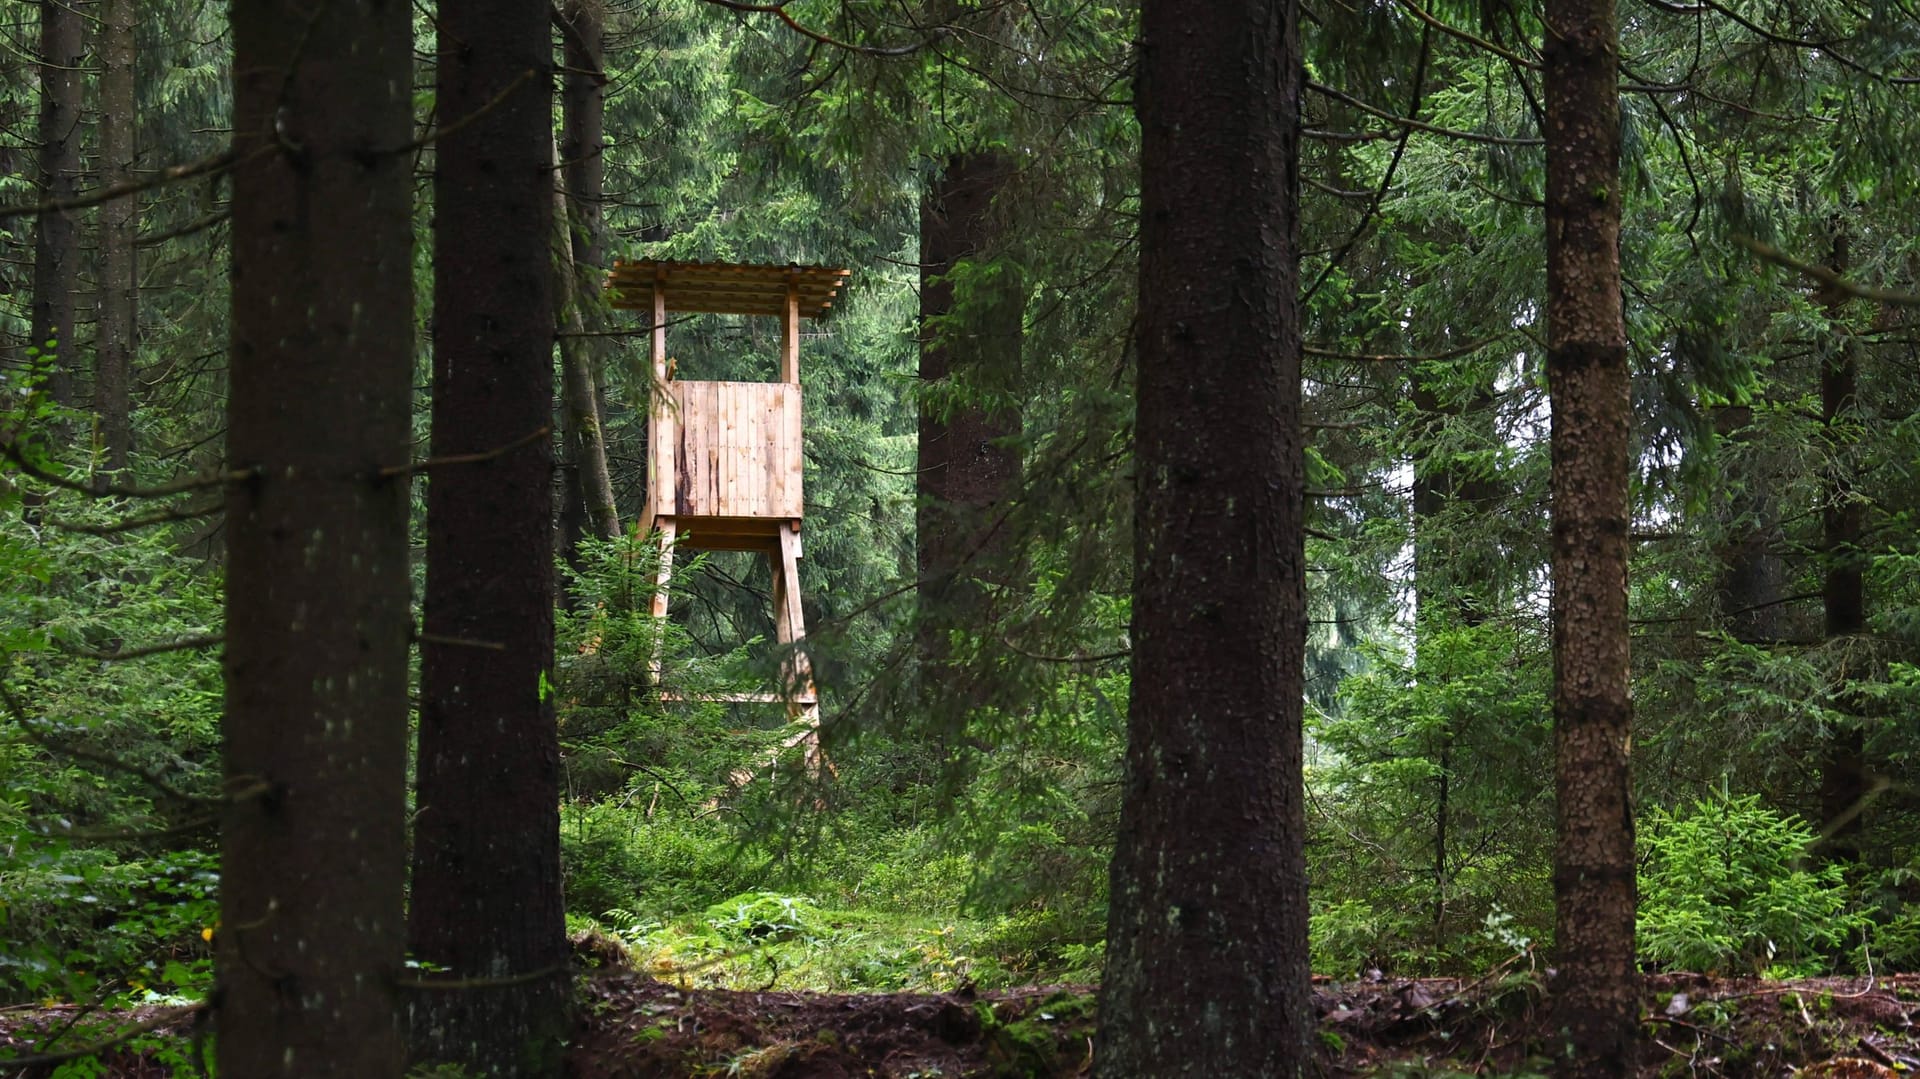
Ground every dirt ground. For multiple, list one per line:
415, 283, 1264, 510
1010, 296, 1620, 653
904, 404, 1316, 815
8, 970, 1920, 1076
564, 970, 1920, 1078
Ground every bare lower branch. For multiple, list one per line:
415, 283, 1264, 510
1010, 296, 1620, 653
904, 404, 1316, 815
0, 680, 222, 806
378, 425, 551, 478
0, 147, 249, 222
1734, 234, 1920, 307
138, 208, 230, 247
0, 438, 254, 498
1305, 335, 1506, 363
393, 963, 567, 991
44, 500, 224, 535
57, 633, 225, 661
383, 68, 540, 156
1307, 81, 1543, 146
415, 632, 507, 652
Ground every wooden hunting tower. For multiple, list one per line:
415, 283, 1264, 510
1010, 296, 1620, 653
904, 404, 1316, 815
607, 259, 851, 726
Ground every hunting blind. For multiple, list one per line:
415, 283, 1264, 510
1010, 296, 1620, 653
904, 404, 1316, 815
607, 259, 851, 733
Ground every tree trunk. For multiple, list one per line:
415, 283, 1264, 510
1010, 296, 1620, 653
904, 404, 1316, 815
219, 0, 414, 1073
1409, 370, 1499, 949
1712, 403, 1786, 644
556, 0, 614, 571
31, 0, 83, 411
553, 137, 617, 543
1093, 0, 1310, 1071
409, 0, 567, 1070
1816, 229, 1868, 863
917, 151, 1023, 707
96, 0, 137, 474
1542, 0, 1637, 1072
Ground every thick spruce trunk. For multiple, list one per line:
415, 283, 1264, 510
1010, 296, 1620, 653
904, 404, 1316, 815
96, 0, 137, 473
917, 151, 1023, 705
409, 0, 568, 1072
1816, 230, 1868, 862
1093, 0, 1311, 1072
220, 0, 415, 1072
31, 0, 82, 411
1543, 0, 1637, 1073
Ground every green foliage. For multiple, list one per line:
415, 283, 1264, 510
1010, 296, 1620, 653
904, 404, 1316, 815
1307, 620, 1553, 974
1638, 793, 1867, 975
0, 465, 224, 1008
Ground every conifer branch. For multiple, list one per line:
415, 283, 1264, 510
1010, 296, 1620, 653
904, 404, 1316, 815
695, 0, 935, 56
0, 437, 254, 499
0, 146, 254, 221
0, 681, 222, 807
57, 633, 225, 661
1307, 80, 1543, 146
1734, 235, 1920, 307
377, 425, 552, 478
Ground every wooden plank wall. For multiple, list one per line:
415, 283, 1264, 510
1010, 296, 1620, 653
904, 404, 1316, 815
653, 380, 803, 520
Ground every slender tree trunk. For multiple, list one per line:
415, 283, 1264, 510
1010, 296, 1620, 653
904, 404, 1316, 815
1816, 229, 1868, 862
556, 114, 614, 541
1409, 371, 1499, 946
1543, 0, 1637, 1072
1093, 0, 1310, 1071
1712, 403, 1785, 644
220, 0, 414, 1072
917, 151, 1023, 705
96, 0, 137, 474
553, 135, 618, 542
556, 0, 614, 572
409, 0, 567, 1070
31, 0, 83, 411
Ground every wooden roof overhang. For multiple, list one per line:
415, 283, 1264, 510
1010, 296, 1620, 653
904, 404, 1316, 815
607, 259, 851, 319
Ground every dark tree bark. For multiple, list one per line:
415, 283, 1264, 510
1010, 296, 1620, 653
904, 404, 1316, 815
554, 2, 618, 548
1543, 0, 1637, 1073
409, 0, 567, 1071
1815, 230, 1868, 862
1093, 0, 1310, 1072
31, 0, 83, 410
96, 0, 137, 473
1712, 403, 1786, 644
555, 0, 617, 571
553, 146, 619, 544
917, 151, 1023, 704
219, 0, 414, 1073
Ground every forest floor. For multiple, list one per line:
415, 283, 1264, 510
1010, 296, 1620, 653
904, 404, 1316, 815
565, 969, 1920, 1077
8, 969, 1920, 1076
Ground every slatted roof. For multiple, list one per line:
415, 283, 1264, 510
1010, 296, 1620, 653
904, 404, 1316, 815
607, 259, 851, 320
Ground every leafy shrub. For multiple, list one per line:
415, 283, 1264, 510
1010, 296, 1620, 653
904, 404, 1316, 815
1638, 792, 1866, 974
704, 892, 826, 941
560, 802, 767, 921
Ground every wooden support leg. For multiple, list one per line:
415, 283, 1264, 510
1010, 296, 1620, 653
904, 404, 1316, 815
647, 518, 677, 686
771, 522, 825, 773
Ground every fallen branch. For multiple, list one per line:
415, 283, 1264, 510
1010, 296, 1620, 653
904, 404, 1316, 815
0, 1003, 204, 1069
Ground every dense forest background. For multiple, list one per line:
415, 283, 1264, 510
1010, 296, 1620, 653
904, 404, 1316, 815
1, 0, 1919, 1072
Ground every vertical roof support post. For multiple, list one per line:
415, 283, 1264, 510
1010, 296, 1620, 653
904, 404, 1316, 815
652, 267, 669, 383
646, 269, 672, 535
780, 274, 801, 385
